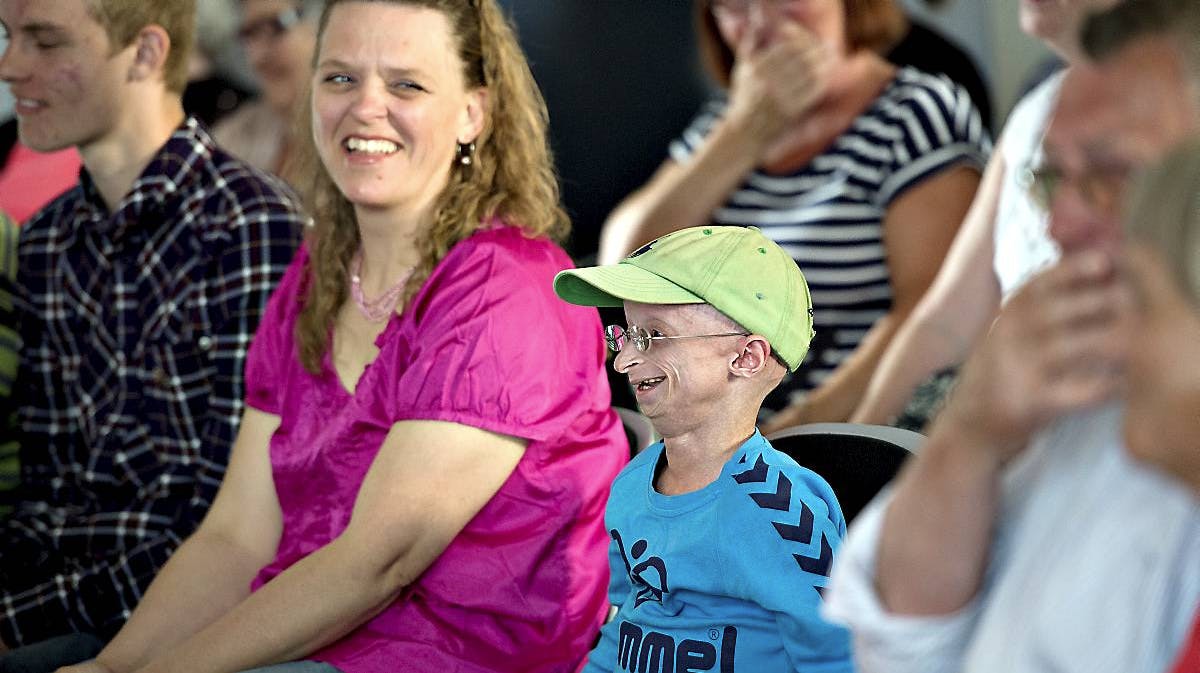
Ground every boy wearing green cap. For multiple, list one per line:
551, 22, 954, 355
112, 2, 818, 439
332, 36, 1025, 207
555, 225, 853, 673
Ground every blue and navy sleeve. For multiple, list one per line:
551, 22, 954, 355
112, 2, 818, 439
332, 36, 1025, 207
724, 455, 855, 672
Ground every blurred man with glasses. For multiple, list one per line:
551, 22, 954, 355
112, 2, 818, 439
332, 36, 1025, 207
824, 1, 1200, 672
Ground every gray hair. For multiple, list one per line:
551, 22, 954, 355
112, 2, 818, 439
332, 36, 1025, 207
1081, 0, 1200, 81
1124, 136, 1200, 305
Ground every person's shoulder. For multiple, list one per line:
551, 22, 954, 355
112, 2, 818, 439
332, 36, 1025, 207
869, 66, 991, 166
205, 149, 302, 213
711, 436, 843, 581
609, 441, 660, 498
997, 70, 1066, 161
410, 221, 571, 326
458, 220, 563, 254
1007, 69, 1066, 128
182, 124, 306, 230
763, 441, 840, 512
878, 66, 976, 117
444, 220, 571, 279
623, 441, 661, 476
19, 185, 84, 242
721, 436, 841, 527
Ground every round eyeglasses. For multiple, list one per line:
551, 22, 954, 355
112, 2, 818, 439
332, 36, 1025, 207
1020, 161, 1133, 217
604, 324, 749, 353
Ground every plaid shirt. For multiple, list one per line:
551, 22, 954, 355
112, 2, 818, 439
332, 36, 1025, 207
0, 117, 304, 646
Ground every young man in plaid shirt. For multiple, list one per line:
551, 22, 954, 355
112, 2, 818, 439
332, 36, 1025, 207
0, 1, 304, 668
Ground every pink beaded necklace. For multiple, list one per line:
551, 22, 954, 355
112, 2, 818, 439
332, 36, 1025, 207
349, 250, 415, 323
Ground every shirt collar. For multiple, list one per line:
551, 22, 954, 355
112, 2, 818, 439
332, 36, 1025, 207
74, 116, 215, 242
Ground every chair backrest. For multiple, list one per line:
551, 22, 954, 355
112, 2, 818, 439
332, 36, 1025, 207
765, 423, 923, 524
614, 406, 658, 456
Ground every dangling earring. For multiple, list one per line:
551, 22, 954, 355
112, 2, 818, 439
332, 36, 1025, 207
456, 141, 476, 166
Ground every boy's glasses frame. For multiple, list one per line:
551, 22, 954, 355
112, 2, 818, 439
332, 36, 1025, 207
604, 324, 748, 353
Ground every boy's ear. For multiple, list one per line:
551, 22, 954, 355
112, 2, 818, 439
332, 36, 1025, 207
127, 25, 171, 85
728, 335, 772, 378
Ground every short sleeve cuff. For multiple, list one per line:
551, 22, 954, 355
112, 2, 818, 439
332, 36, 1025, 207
389, 407, 554, 444
876, 143, 988, 208
822, 496, 981, 673
244, 391, 282, 417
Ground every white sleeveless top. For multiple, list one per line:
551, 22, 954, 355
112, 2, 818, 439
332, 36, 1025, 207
993, 71, 1065, 298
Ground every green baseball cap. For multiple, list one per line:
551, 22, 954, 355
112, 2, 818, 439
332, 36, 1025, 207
554, 226, 815, 371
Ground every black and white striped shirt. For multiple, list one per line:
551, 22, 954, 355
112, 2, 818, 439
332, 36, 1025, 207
670, 68, 991, 412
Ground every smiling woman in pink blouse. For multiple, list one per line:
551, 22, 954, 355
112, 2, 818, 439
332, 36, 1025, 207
59, 2, 627, 673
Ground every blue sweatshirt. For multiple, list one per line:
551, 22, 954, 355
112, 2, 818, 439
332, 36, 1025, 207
582, 431, 854, 673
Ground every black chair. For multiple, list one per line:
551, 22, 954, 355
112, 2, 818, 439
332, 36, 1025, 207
765, 423, 923, 524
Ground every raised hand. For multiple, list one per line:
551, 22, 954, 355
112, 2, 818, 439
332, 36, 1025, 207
1118, 244, 1200, 489
937, 249, 1134, 465
724, 13, 833, 161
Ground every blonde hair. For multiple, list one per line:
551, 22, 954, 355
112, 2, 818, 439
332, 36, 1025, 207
293, 0, 568, 373
86, 0, 196, 93
1083, 0, 1200, 88
1124, 136, 1200, 305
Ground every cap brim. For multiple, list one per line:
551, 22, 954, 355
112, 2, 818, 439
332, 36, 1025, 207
554, 262, 705, 307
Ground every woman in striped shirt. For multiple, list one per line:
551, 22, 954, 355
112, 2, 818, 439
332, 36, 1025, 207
599, 0, 988, 430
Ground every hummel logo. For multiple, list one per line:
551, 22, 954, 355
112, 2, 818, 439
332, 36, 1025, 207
617, 622, 738, 672
612, 529, 669, 607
